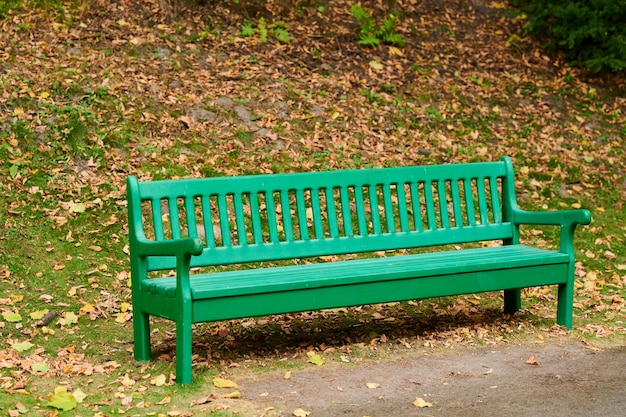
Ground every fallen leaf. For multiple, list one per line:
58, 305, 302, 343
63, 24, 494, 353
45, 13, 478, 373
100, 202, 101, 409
213, 377, 238, 388
157, 396, 171, 405
12, 341, 34, 353
121, 373, 136, 386
3, 312, 22, 322
151, 374, 167, 386
413, 397, 433, 408
58, 311, 78, 326
283, 370, 292, 379
366, 382, 381, 389
48, 386, 77, 411
369, 60, 383, 70
72, 388, 87, 403
526, 356, 539, 366
10, 294, 23, 302
222, 391, 241, 399
190, 394, 215, 407
32, 362, 49, 373
30, 309, 49, 320
293, 408, 311, 417
307, 352, 324, 366
68, 202, 86, 213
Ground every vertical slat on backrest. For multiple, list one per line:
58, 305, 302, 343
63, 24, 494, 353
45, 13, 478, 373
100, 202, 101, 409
310, 188, 324, 239
382, 184, 395, 233
354, 186, 368, 235
295, 188, 309, 241
409, 182, 423, 231
265, 191, 280, 243
201, 195, 216, 247
340, 186, 353, 237
463, 178, 476, 226
185, 197, 198, 238
397, 183, 410, 232
476, 178, 489, 225
249, 192, 263, 244
233, 193, 247, 246
423, 181, 437, 230
168, 198, 181, 239
152, 198, 165, 240
490, 176, 502, 223
437, 180, 450, 228
450, 180, 463, 227
280, 190, 294, 241
368, 184, 382, 234
325, 187, 340, 238
217, 193, 231, 246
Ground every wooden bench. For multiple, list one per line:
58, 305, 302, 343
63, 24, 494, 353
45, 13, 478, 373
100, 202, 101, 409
126, 156, 591, 383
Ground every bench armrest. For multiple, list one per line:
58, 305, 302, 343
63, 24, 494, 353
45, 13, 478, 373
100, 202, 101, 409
135, 237, 204, 258
510, 208, 592, 228
509, 208, 591, 254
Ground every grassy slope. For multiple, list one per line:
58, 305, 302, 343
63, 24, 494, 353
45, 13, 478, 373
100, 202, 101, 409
0, 0, 624, 415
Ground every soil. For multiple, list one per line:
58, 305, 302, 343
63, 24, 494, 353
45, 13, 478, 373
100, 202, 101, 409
236, 342, 626, 417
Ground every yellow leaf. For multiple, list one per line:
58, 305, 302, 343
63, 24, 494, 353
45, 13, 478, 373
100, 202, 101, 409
3, 312, 22, 322
80, 303, 95, 314
48, 386, 77, 411
366, 382, 380, 389
72, 388, 87, 403
283, 370, 292, 379
222, 391, 241, 399
369, 60, 383, 70
307, 352, 324, 366
413, 397, 433, 408
10, 294, 24, 302
30, 309, 49, 320
114, 312, 129, 323
293, 408, 310, 417
120, 302, 131, 313
40, 91, 50, 99
389, 46, 404, 56
213, 377, 238, 388
151, 374, 167, 386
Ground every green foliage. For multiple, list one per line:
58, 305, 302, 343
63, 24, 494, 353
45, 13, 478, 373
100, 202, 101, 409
349, 5, 406, 48
240, 18, 291, 44
513, 0, 626, 72
0, 0, 76, 18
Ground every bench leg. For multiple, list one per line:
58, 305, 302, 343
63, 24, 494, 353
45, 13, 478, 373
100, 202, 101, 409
556, 282, 573, 330
503, 288, 521, 314
133, 310, 152, 361
175, 318, 194, 384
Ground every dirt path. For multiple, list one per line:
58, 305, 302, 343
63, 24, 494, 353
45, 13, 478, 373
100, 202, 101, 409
237, 342, 626, 417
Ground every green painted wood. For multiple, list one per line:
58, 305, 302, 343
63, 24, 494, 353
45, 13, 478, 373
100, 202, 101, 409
127, 156, 591, 384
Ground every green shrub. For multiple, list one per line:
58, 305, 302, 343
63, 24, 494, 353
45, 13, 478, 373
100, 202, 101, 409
349, 5, 405, 48
513, 0, 626, 72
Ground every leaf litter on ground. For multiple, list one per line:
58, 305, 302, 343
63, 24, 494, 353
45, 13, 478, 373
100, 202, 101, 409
0, 0, 624, 415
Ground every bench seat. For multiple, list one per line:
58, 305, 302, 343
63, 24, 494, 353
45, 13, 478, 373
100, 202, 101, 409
141, 245, 570, 322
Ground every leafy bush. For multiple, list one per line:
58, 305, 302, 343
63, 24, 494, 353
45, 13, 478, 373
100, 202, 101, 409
512, 0, 626, 72
240, 18, 291, 44
349, 5, 405, 48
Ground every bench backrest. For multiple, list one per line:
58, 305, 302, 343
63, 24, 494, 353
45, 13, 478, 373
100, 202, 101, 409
127, 157, 518, 271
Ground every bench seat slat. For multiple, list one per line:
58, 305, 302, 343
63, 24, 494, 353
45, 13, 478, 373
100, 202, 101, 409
142, 246, 569, 300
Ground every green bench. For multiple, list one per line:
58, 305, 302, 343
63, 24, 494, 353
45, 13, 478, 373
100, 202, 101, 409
126, 156, 591, 383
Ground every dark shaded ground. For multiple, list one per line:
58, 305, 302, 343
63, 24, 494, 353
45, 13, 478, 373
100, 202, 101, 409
238, 342, 626, 417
